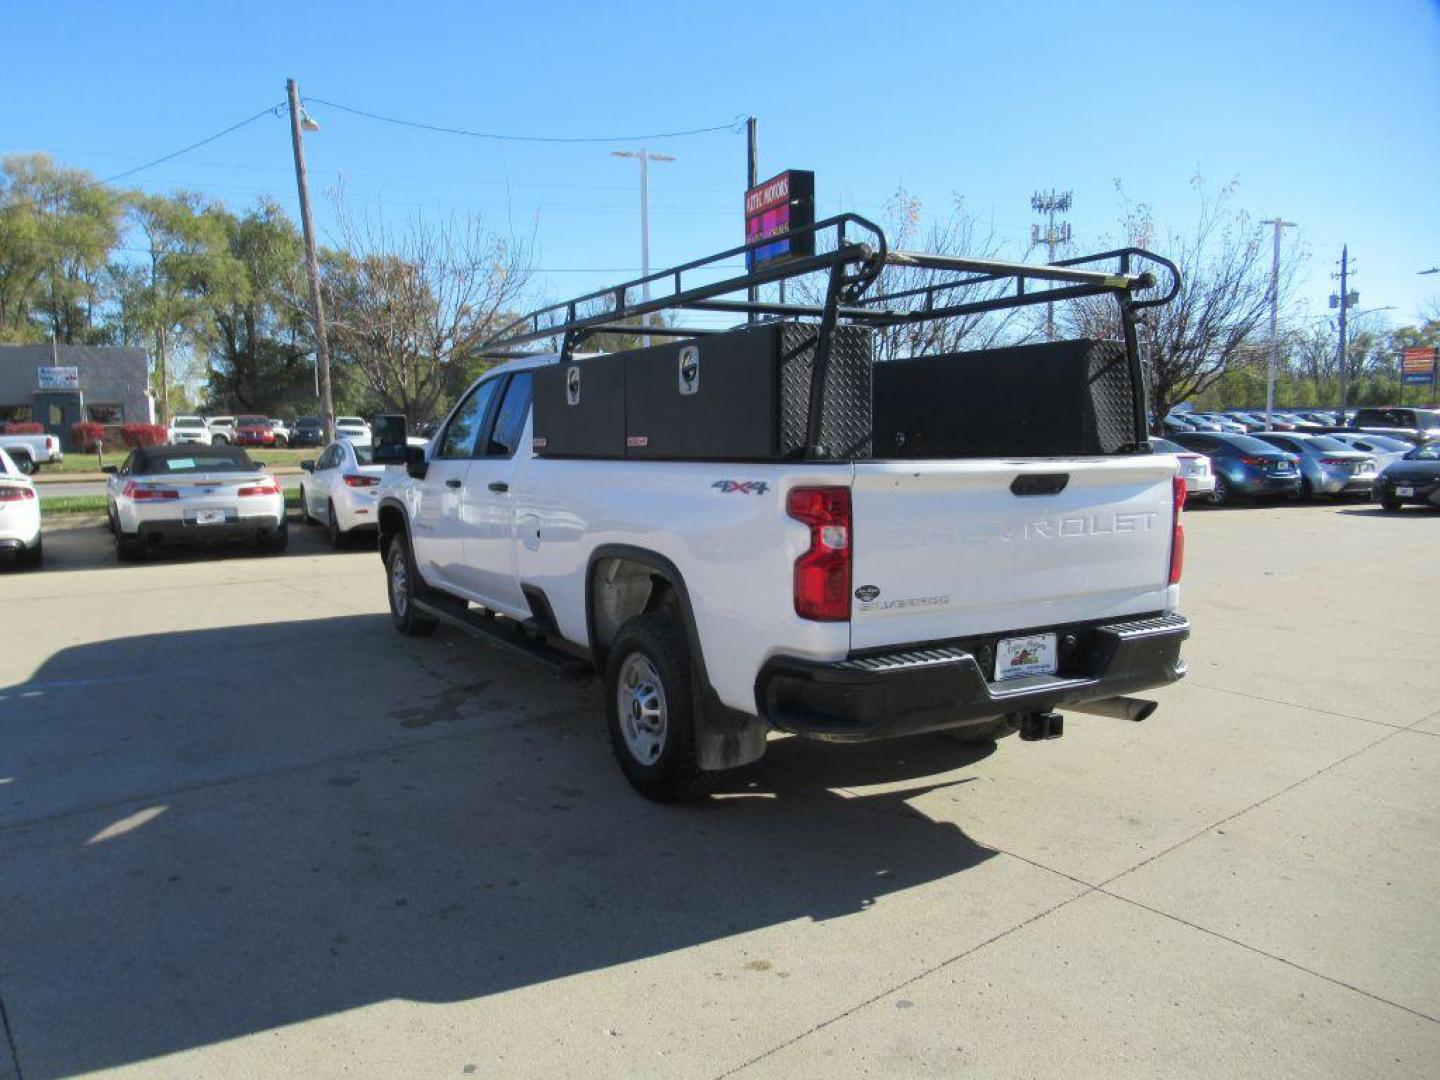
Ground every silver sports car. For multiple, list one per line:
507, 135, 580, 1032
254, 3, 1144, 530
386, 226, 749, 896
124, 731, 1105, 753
105, 444, 287, 561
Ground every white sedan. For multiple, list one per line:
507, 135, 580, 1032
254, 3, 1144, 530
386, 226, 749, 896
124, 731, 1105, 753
1152, 437, 1217, 499
105, 444, 287, 561
298, 439, 383, 546
0, 447, 41, 568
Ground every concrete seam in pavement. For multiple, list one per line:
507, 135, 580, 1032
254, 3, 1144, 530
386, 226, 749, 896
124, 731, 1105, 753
0, 984, 23, 1080
1184, 680, 1404, 731
711, 888, 1091, 1080
0, 717, 521, 838
1091, 888, 1440, 1025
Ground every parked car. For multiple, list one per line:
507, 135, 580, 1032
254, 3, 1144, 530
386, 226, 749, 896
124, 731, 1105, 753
1222, 411, 1267, 432
1169, 431, 1302, 505
1375, 440, 1440, 511
1348, 407, 1440, 445
232, 415, 277, 448
168, 415, 213, 446
0, 447, 41, 568
1251, 432, 1377, 498
104, 444, 287, 560
290, 415, 325, 448
298, 439, 383, 546
0, 430, 63, 474
1326, 432, 1411, 473
335, 416, 372, 446
207, 416, 236, 445
1151, 437, 1217, 500
268, 419, 292, 447
1190, 412, 1247, 434
1162, 414, 1200, 434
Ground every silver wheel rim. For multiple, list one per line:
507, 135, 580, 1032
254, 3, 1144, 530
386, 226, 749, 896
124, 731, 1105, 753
390, 548, 409, 617
617, 653, 667, 764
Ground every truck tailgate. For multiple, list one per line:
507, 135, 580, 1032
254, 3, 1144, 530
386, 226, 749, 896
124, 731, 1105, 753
849, 457, 1177, 650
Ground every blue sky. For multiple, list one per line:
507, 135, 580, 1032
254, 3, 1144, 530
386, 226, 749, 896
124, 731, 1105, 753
3, 0, 1438, 327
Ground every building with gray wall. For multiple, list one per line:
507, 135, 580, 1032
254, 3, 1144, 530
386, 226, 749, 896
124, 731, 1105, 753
0, 344, 152, 448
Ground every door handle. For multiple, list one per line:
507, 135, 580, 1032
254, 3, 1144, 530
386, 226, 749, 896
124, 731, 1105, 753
488, 481, 509, 493
445, 478, 463, 489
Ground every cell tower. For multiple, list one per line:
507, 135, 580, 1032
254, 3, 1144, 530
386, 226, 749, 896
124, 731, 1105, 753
1031, 190, 1073, 340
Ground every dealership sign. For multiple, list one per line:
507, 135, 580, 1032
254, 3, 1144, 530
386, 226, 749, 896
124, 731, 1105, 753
744, 170, 815, 270
1401, 346, 1437, 386
37, 366, 80, 391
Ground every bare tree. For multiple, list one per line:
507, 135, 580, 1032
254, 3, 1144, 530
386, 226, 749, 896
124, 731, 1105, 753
322, 199, 533, 420
1063, 177, 1295, 423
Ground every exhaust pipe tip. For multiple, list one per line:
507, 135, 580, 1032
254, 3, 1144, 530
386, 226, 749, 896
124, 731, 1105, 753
1070, 696, 1159, 723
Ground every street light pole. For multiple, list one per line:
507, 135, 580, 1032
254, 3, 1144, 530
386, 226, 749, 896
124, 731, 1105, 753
611, 149, 674, 348
287, 78, 336, 444
1260, 217, 1295, 428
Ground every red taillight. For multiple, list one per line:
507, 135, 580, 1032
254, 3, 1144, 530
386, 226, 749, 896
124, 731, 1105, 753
0, 485, 35, 501
46, 436, 56, 451
237, 479, 281, 497
1169, 473, 1185, 586
123, 481, 179, 501
787, 486, 851, 621
1238, 456, 1269, 466
342, 473, 379, 488
1319, 457, 1349, 466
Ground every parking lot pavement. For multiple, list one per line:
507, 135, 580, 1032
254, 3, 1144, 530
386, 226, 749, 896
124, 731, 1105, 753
1, 505, 1437, 1079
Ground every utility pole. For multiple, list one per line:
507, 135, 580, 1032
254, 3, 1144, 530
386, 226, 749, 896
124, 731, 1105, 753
1259, 218, 1296, 427
746, 116, 759, 320
611, 148, 674, 347
1331, 245, 1359, 420
1030, 190, 1072, 340
286, 78, 336, 444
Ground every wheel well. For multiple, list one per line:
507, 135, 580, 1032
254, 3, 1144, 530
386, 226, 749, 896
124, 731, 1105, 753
589, 556, 680, 661
377, 504, 405, 560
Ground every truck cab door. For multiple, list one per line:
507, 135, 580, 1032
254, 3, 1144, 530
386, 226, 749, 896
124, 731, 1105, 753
457, 371, 532, 615
411, 376, 501, 592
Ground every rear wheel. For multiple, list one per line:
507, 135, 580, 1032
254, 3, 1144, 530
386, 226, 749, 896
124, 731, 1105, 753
1207, 474, 1230, 507
298, 484, 313, 524
12, 454, 35, 476
258, 523, 289, 554
115, 531, 145, 562
1380, 494, 1404, 512
327, 500, 344, 548
19, 538, 42, 569
604, 613, 715, 802
386, 531, 438, 637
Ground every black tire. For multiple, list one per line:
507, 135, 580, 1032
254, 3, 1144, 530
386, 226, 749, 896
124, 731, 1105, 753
386, 531, 438, 637
298, 484, 313, 524
115, 531, 145, 562
19, 538, 42, 569
258, 523, 289, 554
212, 435, 228, 446
1380, 494, 1404, 512
12, 454, 35, 476
1299, 476, 1315, 500
327, 500, 344, 548
604, 613, 716, 803
942, 717, 1019, 744
1208, 474, 1230, 507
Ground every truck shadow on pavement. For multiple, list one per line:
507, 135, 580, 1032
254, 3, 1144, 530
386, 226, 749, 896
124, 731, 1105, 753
0, 616, 999, 1078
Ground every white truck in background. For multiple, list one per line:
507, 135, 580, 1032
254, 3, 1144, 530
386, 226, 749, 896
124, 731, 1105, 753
372, 217, 1190, 801
0, 431, 64, 474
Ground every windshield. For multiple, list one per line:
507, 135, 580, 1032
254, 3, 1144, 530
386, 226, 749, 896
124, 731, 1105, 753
235, 416, 267, 427
337, 417, 366, 427
1305, 435, 1350, 452
1223, 434, 1285, 455
296, 416, 321, 429
139, 452, 256, 474
1407, 442, 1440, 461
1364, 435, 1410, 451
352, 446, 375, 464
173, 417, 205, 428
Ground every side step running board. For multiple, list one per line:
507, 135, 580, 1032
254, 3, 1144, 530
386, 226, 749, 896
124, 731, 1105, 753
412, 597, 593, 679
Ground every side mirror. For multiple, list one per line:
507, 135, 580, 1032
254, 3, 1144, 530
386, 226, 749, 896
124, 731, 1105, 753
300, 460, 315, 473
101, 465, 118, 475
404, 444, 429, 480
372, 414, 409, 464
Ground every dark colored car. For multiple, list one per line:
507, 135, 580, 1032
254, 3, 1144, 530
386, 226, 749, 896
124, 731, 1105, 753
290, 416, 325, 448
232, 415, 276, 447
1375, 440, 1440, 511
1169, 431, 1302, 506
1252, 432, 1377, 498
1350, 407, 1440, 446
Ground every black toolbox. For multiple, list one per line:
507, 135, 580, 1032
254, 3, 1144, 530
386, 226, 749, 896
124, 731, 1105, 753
532, 321, 874, 461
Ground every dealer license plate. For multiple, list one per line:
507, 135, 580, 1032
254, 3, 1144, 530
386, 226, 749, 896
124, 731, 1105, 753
1396, 486, 1414, 497
193, 509, 226, 525
995, 633, 1058, 681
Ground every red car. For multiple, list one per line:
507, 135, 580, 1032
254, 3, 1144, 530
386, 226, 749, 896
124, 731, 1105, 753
232, 415, 276, 447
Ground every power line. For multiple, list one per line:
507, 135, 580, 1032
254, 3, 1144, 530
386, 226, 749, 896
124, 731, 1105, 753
304, 95, 745, 144
2, 103, 285, 213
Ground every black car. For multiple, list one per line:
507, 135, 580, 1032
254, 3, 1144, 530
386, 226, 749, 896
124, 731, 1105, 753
1375, 440, 1440, 512
1169, 431, 1302, 505
290, 415, 325, 448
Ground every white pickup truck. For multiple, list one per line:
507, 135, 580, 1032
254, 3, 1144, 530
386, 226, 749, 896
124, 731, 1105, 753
373, 219, 1190, 800
0, 431, 64, 474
